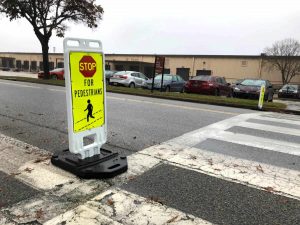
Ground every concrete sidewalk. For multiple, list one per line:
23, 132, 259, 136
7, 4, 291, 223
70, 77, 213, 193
0, 71, 38, 79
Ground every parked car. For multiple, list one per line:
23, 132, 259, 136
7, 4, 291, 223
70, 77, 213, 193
278, 84, 300, 99
38, 68, 64, 80
109, 71, 148, 88
105, 70, 116, 85
233, 79, 274, 101
143, 74, 186, 92
184, 75, 232, 96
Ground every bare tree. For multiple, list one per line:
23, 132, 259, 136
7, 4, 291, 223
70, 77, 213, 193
0, 0, 103, 79
263, 38, 300, 85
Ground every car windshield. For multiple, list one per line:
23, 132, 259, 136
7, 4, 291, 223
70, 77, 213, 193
240, 79, 266, 86
154, 75, 172, 81
51, 68, 63, 72
114, 71, 128, 76
281, 84, 298, 90
192, 76, 211, 81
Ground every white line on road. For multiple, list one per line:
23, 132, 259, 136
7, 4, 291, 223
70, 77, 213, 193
213, 131, 300, 156
108, 96, 239, 115
48, 88, 65, 92
0, 81, 41, 89
238, 121, 300, 136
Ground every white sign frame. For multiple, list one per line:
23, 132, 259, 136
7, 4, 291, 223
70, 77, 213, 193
258, 84, 266, 110
64, 38, 107, 159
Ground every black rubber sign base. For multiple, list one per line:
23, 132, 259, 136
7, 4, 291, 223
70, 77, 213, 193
51, 149, 128, 179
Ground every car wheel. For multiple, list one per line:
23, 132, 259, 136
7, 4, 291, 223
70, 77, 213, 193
51, 75, 58, 80
129, 82, 135, 88
180, 87, 185, 93
214, 89, 220, 96
166, 86, 170, 92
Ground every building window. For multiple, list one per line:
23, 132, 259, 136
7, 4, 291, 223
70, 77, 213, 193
16, 60, 22, 69
39, 61, 43, 70
30, 61, 37, 71
241, 60, 248, 67
129, 65, 139, 71
115, 65, 124, 71
49, 62, 54, 70
164, 68, 170, 74
196, 70, 212, 76
105, 64, 111, 70
57, 62, 64, 68
23, 61, 29, 70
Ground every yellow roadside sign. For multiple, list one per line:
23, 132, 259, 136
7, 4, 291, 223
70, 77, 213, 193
258, 85, 265, 110
69, 52, 105, 133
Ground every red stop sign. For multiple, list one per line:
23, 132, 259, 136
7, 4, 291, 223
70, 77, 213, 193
79, 56, 97, 77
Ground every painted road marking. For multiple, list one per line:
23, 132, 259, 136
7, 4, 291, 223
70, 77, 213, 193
0, 81, 41, 89
238, 121, 300, 136
1, 112, 300, 224
108, 95, 239, 115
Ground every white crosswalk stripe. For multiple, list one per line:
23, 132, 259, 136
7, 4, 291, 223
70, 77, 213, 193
1, 112, 299, 225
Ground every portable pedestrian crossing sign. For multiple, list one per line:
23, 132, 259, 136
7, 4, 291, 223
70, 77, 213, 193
51, 38, 128, 178
258, 84, 266, 110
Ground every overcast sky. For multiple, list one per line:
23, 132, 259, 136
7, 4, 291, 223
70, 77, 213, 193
0, 0, 299, 55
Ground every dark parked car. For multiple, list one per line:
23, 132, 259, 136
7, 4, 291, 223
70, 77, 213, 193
105, 70, 116, 85
184, 75, 232, 96
38, 68, 64, 80
278, 84, 300, 99
233, 79, 274, 101
143, 74, 186, 92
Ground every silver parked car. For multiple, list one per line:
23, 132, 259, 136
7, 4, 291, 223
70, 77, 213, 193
109, 71, 148, 88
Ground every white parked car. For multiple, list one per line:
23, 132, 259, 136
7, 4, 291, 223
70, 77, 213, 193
109, 71, 148, 88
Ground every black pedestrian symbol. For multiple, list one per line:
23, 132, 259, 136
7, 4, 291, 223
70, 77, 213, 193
84, 99, 95, 122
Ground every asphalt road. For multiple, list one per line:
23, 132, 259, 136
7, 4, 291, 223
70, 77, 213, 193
0, 80, 252, 155
1, 80, 299, 225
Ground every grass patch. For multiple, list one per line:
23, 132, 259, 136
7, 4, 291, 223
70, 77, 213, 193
106, 86, 286, 110
0, 76, 286, 111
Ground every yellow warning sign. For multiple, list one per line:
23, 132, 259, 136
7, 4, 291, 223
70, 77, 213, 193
69, 52, 105, 133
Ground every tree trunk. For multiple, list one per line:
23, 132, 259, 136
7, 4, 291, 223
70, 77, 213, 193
41, 39, 50, 79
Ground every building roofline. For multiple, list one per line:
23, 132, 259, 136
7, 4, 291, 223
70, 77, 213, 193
1, 52, 300, 59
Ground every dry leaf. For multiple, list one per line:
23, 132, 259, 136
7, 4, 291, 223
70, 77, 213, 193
264, 187, 275, 192
35, 208, 44, 219
207, 158, 213, 165
34, 156, 51, 163
128, 176, 137, 181
107, 199, 114, 206
256, 164, 264, 173
189, 155, 197, 160
167, 215, 179, 223
147, 196, 164, 205
214, 168, 221, 171
10, 172, 21, 177
24, 167, 34, 173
